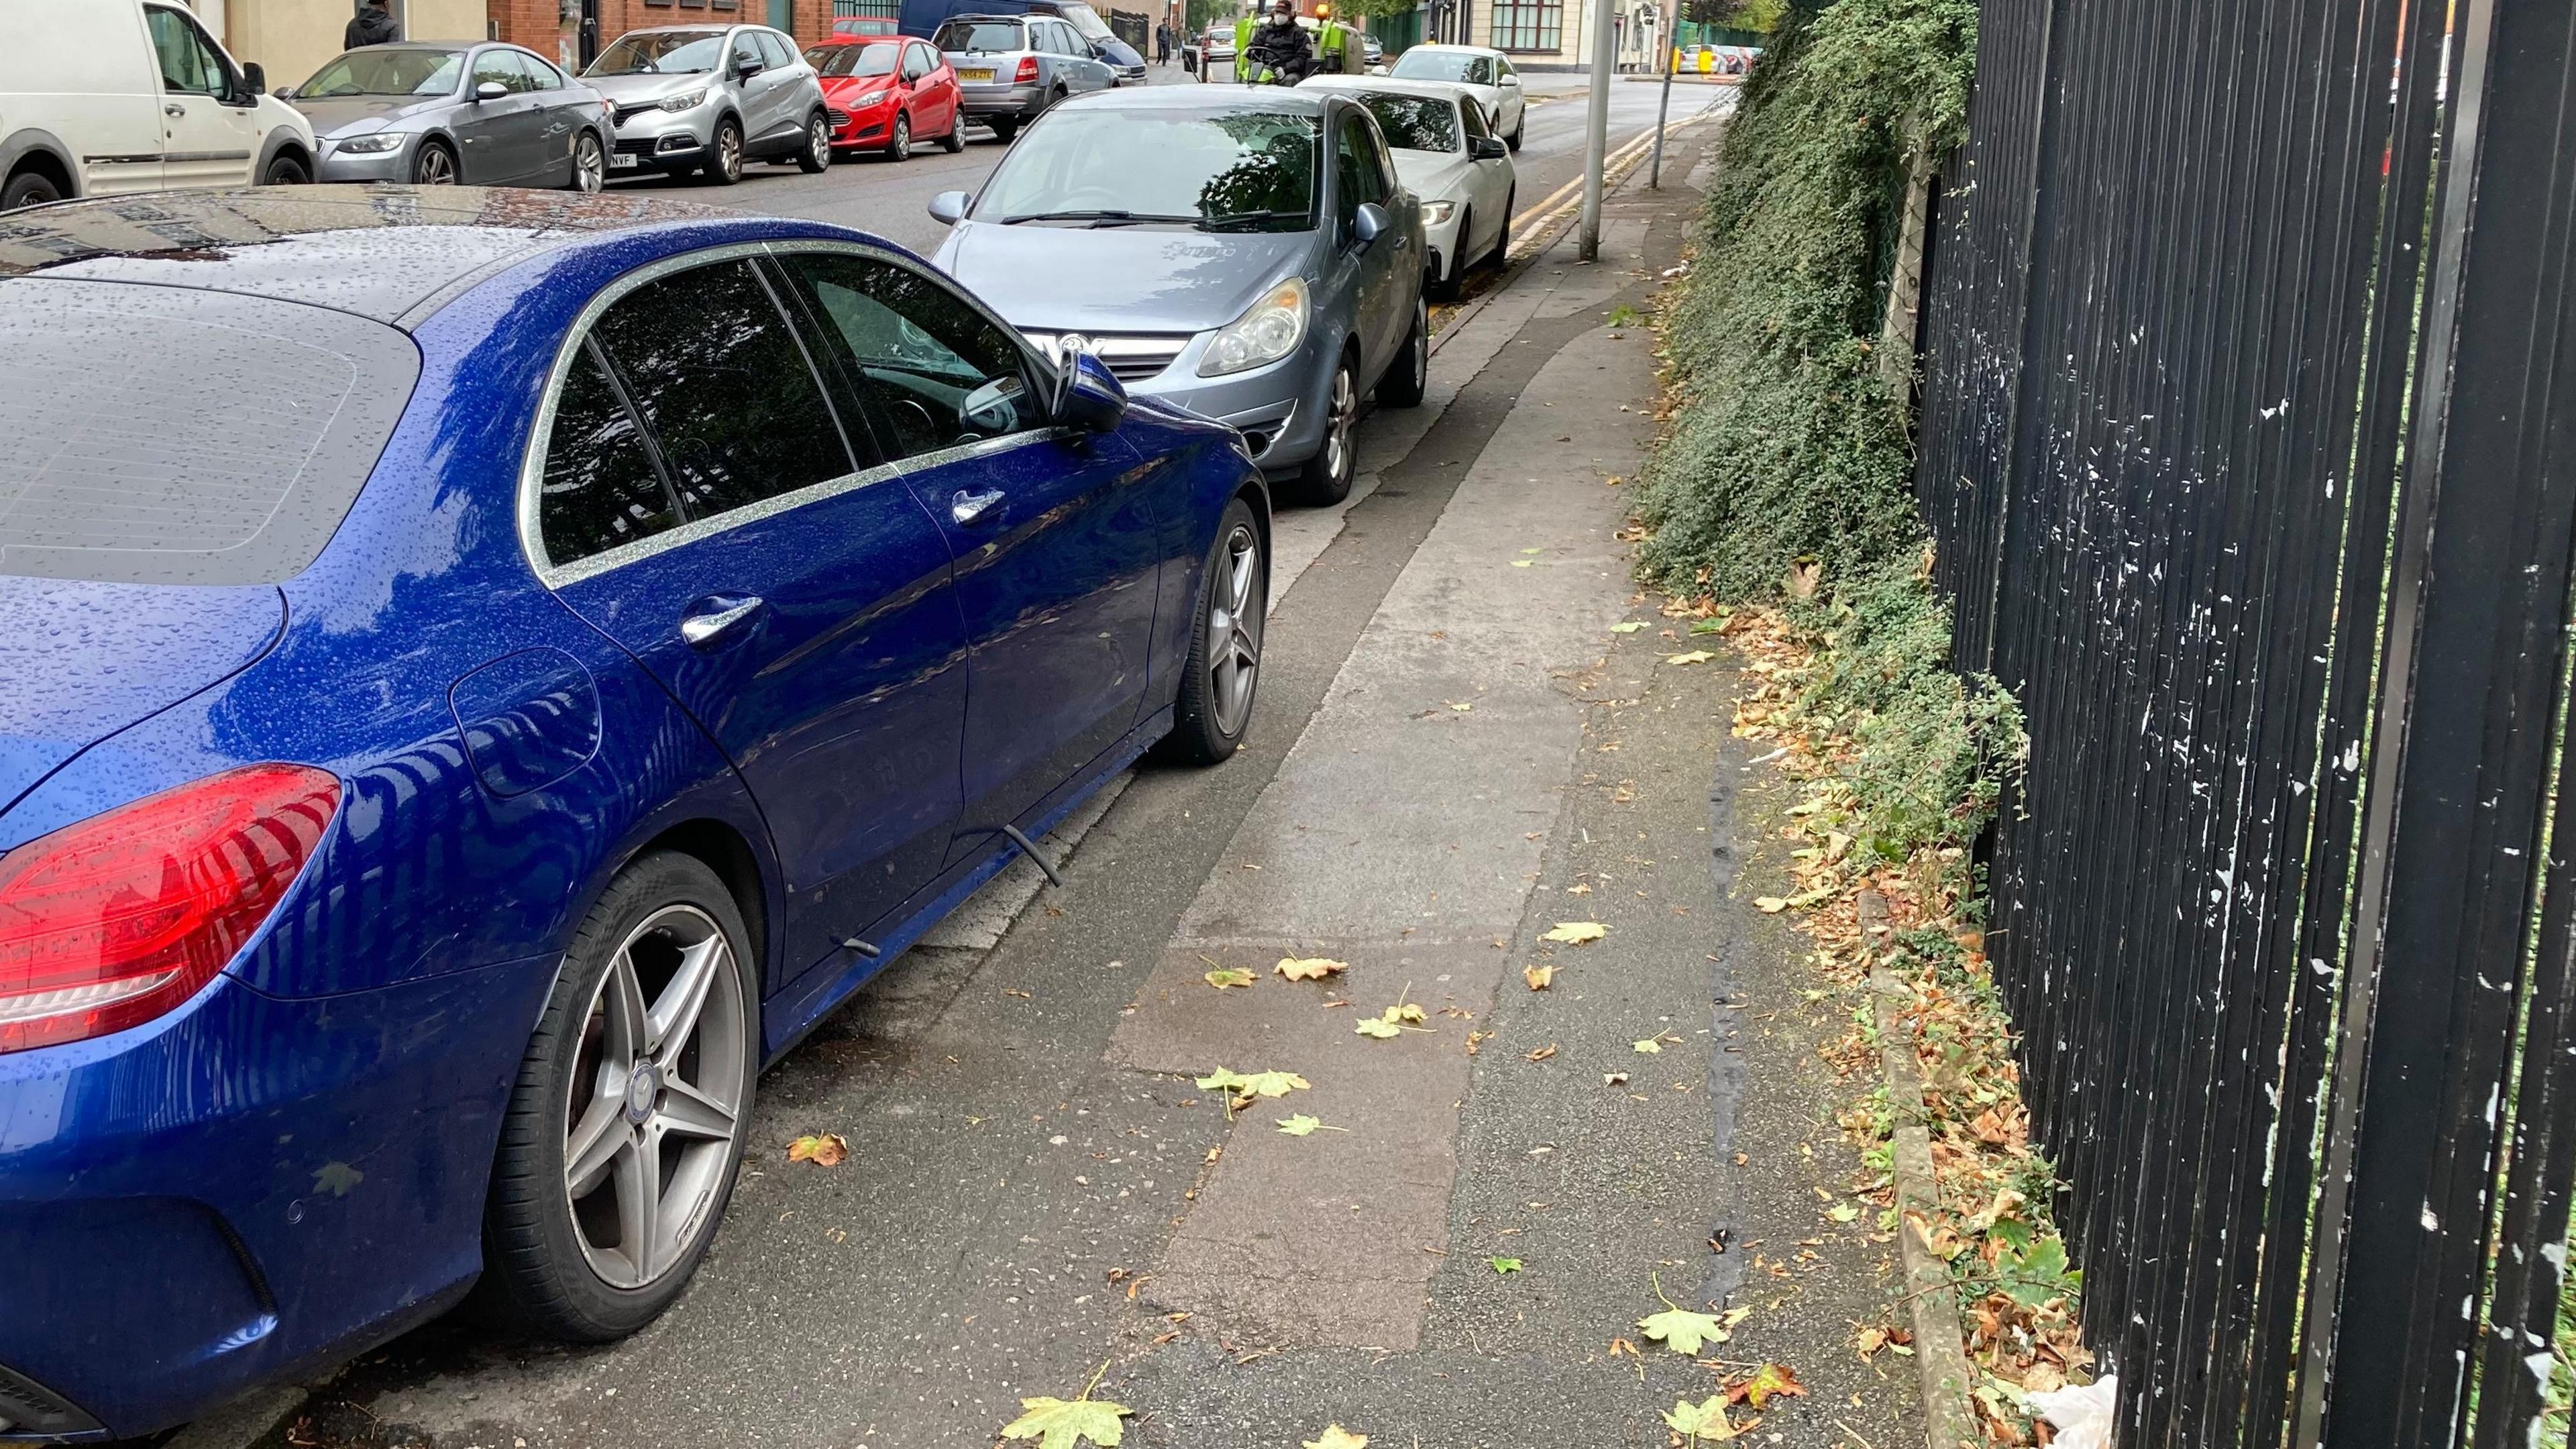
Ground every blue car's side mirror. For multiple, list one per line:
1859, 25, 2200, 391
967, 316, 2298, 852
1349, 201, 1387, 250
928, 190, 971, 225
1054, 353, 1128, 433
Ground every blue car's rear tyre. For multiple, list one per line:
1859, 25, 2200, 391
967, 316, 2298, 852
1378, 292, 1428, 407
475, 851, 758, 1342
1158, 496, 1266, 765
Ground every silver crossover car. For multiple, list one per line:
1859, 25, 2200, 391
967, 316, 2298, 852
583, 25, 829, 183
290, 43, 610, 188
928, 87, 1426, 503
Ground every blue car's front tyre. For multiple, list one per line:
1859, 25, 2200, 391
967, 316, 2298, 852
1159, 496, 1267, 765
475, 852, 759, 1341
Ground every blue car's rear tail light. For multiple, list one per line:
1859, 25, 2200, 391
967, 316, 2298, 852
0, 763, 339, 1055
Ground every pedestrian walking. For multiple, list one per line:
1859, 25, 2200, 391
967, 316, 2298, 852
1155, 21, 1172, 64
345, 0, 399, 49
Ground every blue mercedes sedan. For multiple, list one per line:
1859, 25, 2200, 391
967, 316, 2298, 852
0, 186, 1269, 1441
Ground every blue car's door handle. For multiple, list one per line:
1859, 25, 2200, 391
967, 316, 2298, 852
679, 596, 765, 648
951, 488, 1008, 528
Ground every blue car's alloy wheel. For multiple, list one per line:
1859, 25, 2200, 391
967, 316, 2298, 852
478, 853, 757, 1340
1160, 496, 1267, 765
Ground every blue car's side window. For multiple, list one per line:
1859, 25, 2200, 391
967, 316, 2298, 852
588, 258, 860, 520
776, 252, 1040, 461
539, 341, 683, 566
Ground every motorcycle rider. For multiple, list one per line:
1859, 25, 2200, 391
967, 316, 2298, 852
1241, 0, 1313, 83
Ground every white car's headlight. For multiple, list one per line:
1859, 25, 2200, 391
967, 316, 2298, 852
1421, 199, 1456, 224
335, 133, 402, 154
660, 89, 710, 113
1198, 276, 1307, 378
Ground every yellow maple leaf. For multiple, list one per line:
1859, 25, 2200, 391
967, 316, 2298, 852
1303, 1426, 1369, 1449
1542, 921, 1608, 945
1665, 650, 1717, 665
1275, 957, 1348, 981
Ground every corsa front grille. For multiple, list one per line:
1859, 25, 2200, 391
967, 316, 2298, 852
1020, 331, 1190, 383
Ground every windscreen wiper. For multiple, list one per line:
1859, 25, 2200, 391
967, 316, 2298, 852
1198, 210, 1309, 231
1000, 209, 1198, 227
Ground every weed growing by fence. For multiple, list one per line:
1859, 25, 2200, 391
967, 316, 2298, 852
1633, 0, 1975, 602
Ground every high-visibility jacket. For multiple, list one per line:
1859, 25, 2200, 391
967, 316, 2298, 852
1232, 14, 1355, 78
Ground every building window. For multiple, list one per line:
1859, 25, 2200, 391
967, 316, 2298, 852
1489, 0, 1558, 52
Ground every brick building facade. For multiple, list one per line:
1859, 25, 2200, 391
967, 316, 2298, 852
491, 0, 839, 77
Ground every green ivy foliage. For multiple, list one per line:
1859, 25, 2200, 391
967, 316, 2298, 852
1792, 561, 2024, 872
1635, 0, 1976, 602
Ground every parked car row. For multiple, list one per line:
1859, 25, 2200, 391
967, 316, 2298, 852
0, 13, 1520, 1442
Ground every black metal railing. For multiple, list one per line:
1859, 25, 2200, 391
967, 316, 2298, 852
1911, 1, 2576, 1444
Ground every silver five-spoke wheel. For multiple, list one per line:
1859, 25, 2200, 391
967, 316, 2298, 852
1208, 523, 1263, 738
1320, 363, 1356, 485
562, 904, 747, 1291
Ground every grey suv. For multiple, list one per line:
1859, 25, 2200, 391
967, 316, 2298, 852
932, 14, 1114, 144
584, 25, 828, 183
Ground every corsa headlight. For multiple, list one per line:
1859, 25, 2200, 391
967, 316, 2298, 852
1197, 276, 1307, 378
1421, 199, 1456, 224
335, 132, 402, 154
660, 89, 710, 112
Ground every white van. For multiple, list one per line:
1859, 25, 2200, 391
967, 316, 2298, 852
1, 0, 317, 209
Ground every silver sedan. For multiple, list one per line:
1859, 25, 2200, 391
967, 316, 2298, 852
288, 42, 612, 190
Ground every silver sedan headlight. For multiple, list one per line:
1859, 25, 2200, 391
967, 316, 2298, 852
334, 133, 403, 154
1198, 276, 1308, 378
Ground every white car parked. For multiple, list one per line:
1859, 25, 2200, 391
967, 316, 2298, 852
1303, 74, 1513, 299
1385, 42, 1523, 151
1, 0, 317, 209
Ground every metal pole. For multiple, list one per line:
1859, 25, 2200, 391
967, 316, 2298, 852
1646, 13, 1673, 188
1576, 0, 1615, 260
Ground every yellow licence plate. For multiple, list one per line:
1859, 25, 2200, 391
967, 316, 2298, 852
959, 67, 995, 81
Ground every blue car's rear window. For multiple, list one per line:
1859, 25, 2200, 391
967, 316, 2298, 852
0, 279, 419, 586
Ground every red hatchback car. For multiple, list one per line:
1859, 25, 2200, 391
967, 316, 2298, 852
804, 36, 965, 161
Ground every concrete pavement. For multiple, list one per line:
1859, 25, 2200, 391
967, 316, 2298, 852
266, 117, 1915, 1449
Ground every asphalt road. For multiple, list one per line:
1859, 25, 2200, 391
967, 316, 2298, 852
602, 65, 1726, 260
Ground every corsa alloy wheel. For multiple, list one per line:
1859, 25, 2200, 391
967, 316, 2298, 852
561, 904, 749, 1291
1208, 521, 1263, 737
1322, 361, 1357, 487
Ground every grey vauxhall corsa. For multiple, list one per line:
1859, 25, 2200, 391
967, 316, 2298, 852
928, 87, 1427, 504
291, 43, 612, 189
584, 25, 829, 184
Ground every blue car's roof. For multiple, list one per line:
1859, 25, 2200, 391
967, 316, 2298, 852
0, 186, 750, 327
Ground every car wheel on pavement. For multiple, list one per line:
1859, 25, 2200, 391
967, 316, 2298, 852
702, 118, 745, 184
567, 131, 606, 193
1378, 294, 1428, 409
263, 152, 310, 186
1507, 115, 1523, 152
1159, 496, 1267, 765
1286, 352, 1360, 506
1431, 207, 1468, 301
941, 118, 966, 153
475, 851, 759, 1342
1, 167, 62, 210
412, 141, 458, 185
884, 113, 910, 162
798, 113, 831, 174
990, 116, 1019, 144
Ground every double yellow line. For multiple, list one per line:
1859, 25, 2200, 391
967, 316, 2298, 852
1503, 111, 1711, 262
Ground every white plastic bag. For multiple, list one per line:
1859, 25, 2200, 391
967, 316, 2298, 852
2025, 1374, 2117, 1449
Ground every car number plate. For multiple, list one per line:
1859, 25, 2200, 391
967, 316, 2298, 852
959, 66, 995, 80
610, 152, 637, 168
